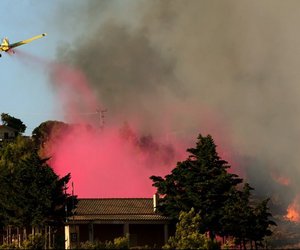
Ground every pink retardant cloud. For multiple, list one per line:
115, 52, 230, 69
47, 62, 186, 197
49, 124, 185, 198
48, 64, 240, 198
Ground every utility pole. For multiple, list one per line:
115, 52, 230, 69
96, 108, 108, 131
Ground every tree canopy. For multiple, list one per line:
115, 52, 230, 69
0, 129, 76, 230
32, 120, 68, 157
151, 134, 275, 247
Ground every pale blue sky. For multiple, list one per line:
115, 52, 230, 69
0, 0, 136, 134
0, 1, 58, 134
0, 1, 86, 134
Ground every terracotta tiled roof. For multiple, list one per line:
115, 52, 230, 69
69, 198, 170, 222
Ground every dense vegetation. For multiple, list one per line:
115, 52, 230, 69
0, 115, 76, 249
151, 134, 276, 249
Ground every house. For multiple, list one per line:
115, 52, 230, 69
65, 196, 173, 249
0, 125, 18, 143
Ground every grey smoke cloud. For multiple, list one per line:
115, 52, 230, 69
52, 0, 300, 216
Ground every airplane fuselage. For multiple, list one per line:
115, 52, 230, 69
0, 33, 47, 57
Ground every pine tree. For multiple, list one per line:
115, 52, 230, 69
151, 134, 243, 238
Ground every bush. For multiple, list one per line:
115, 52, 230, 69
79, 240, 105, 249
78, 235, 129, 249
21, 234, 45, 249
163, 208, 221, 250
113, 235, 129, 249
0, 243, 19, 249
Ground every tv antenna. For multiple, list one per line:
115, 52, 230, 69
96, 108, 108, 130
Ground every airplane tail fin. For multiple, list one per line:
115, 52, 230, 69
0, 38, 10, 52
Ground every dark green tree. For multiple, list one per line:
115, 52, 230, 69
0, 133, 76, 242
151, 134, 243, 239
32, 120, 68, 148
0, 136, 35, 169
251, 198, 276, 249
151, 134, 276, 246
1, 113, 26, 134
31, 120, 69, 158
221, 183, 256, 248
221, 183, 276, 249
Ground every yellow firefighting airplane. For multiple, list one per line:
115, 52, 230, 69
0, 33, 47, 57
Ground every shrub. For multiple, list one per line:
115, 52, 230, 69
78, 235, 129, 249
163, 208, 220, 250
0, 243, 19, 249
21, 234, 45, 249
113, 235, 129, 249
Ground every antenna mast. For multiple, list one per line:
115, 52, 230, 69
96, 108, 108, 130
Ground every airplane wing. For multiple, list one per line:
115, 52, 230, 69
8, 33, 47, 49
